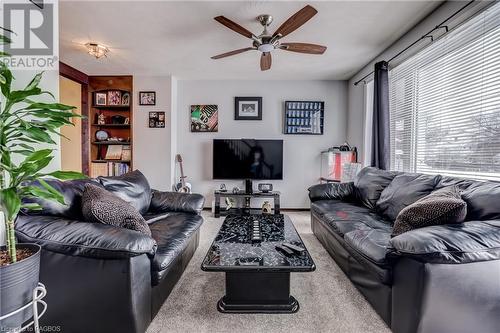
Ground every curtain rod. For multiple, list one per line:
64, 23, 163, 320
353, 0, 476, 86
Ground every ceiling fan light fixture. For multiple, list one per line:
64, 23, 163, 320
85, 42, 109, 59
258, 43, 274, 53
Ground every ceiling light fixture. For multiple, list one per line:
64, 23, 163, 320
85, 43, 109, 59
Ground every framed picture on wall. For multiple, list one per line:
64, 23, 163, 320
190, 105, 218, 132
139, 91, 156, 105
149, 112, 165, 128
235, 97, 262, 120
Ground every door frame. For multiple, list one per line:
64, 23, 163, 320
59, 62, 90, 175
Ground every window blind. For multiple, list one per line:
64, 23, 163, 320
389, 2, 500, 181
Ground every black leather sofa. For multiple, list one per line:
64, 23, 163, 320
309, 167, 500, 333
15, 171, 205, 333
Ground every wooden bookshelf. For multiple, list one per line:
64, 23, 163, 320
88, 76, 133, 177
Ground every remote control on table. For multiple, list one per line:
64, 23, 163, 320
275, 245, 294, 255
282, 242, 305, 253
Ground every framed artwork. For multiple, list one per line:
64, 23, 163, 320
235, 97, 262, 120
190, 105, 218, 132
139, 91, 156, 105
149, 112, 165, 128
95, 92, 107, 106
108, 90, 122, 105
121, 92, 130, 106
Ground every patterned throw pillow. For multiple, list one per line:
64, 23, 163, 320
82, 183, 151, 236
392, 186, 467, 237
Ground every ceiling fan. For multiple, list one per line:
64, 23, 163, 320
211, 5, 327, 71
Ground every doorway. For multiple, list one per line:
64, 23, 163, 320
59, 76, 82, 172
59, 62, 90, 175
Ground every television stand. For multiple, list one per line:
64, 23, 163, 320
214, 190, 280, 218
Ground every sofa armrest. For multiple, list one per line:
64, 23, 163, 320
149, 190, 205, 215
388, 220, 500, 264
308, 182, 354, 202
15, 215, 157, 259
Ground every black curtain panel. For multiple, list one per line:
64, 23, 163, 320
371, 61, 390, 170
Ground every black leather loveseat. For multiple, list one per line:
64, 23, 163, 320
309, 167, 500, 333
15, 171, 205, 333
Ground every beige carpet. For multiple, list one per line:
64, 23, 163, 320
146, 211, 390, 333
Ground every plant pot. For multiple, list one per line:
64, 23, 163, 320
0, 243, 41, 332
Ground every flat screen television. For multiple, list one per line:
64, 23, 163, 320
213, 139, 283, 180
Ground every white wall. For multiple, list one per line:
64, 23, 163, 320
7, 1, 60, 172
176, 80, 347, 208
133, 76, 175, 190
346, 1, 491, 164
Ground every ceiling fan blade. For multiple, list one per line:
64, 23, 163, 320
280, 42, 327, 54
214, 16, 255, 39
272, 5, 318, 39
260, 52, 272, 71
211, 47, 255, 59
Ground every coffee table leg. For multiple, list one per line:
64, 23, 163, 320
217, 271, 299, 313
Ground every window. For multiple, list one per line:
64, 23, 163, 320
389, 2, 500, 181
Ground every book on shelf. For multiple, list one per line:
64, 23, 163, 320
121, 146, 131, 161
91, 161, 130, 178
105, 145, 123, 160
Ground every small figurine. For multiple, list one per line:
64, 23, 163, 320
262, 201, 272, 214
97, 113, 106, 125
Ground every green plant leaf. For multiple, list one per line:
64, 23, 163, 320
9, 88, 43, 103
25, 102, 76, 111
24, 186, 64, 205
46, 171, 87, 180
24, 72, 43, 91
37, 179, 66, 205
21, 203, 43, 211
0, 34, 12, 45
19, 127, 55, 144
0, 188, 21, 221
0, 63, 13, 97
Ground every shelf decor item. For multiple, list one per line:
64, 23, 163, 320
139, 91, 156, 105
95, 130, 110, 142
149, 112, 165, 128
95, 92, 107, 106
235, 97, 262, 120
107, 90, 122, 106
284, 100, 324, 135
121, 92, 130, 106
0, 28, 85, 331
190, 105, 218, 132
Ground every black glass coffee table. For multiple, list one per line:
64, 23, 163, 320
201, 214, 315, 313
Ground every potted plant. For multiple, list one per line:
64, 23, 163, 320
0, 28, 84, 331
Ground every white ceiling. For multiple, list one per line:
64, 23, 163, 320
59, 1, 442, 80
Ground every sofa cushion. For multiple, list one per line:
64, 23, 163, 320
343, 227, 393, 284
98, 170, 152, 215
149, 212, 203, 285
312, 200, 391, 235
462, 182, 500, 221
15, 215, 156, 259
82, 184, 151, 236
389, 220, 500, 264
354, 167, 399, 209
311, 200, 372, 220
22, 179, 100, 219
344, 228, 391, 265
376, 173, 440, 221
308, 182, 355, 202
392, 186, 467, 236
